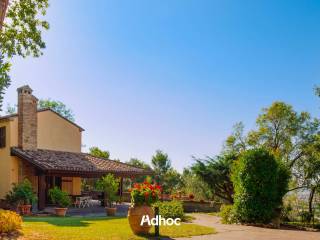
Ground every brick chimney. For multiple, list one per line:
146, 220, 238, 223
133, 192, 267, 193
17, 85, 38, 150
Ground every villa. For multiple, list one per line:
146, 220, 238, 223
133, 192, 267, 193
0, 85, 152, 210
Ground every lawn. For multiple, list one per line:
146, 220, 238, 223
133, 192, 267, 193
21, 216, 215, 240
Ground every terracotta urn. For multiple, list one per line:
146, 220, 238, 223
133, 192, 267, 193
106, 207, 116, 216
19, 204, 32, 215
54, 208, 68, 217
128, 205, 154, 235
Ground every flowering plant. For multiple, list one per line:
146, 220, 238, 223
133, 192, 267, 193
188, 193, 195, 200
129, 182, 161, 206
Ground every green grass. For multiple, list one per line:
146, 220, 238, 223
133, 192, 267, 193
21, 216, 215, 240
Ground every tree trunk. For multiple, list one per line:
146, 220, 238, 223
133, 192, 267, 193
0, 0, 9, 30
308, 187, 316, 220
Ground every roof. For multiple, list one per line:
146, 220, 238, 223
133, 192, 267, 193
0, 108, 84, 131
11, 147, 153, 177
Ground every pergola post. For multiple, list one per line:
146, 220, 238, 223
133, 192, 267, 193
38, 173, 46, 210
119, 177, 123, 202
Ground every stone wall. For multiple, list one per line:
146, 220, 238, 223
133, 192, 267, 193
17, 85, 38, 150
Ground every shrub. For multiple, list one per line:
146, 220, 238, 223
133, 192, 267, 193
153, 201, 185, 219
130, 182, 161, 206
231, 148, 290, 224
299, 211, 313, 223
0, 210, 22, 233
48, 187, 71, 208
96, 174, 119, 207
5, 179, 37, 205
280, 203, 293, 222
220, 205, 237, 224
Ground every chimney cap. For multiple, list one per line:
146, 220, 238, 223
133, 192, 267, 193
17, 85, 33, 94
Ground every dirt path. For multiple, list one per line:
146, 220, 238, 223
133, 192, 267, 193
178, 214, 320, 240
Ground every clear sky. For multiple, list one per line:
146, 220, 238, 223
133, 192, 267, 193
3, 0, 320, 171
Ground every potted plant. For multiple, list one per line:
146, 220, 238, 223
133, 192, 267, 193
128, 182, 161, 235
96, 174, 119, 216
5, 179, 37, 215
48, 187, 71, 217
189, 193, 195, 201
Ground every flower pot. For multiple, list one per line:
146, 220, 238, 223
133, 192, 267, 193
19, 204, 32, 215
128, 205, 154, 235
106, 207, 116, 216
54, 208, 68, 217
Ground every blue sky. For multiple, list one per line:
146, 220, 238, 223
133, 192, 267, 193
3, 0, 320, 171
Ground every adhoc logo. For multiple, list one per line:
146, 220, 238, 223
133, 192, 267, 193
140, 215, 181, 226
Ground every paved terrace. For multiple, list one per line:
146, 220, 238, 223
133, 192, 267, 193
43, 203, 130, 217
178, 214, 320, 240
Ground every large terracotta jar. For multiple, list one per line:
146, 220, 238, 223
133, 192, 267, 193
128, 205, 154, 235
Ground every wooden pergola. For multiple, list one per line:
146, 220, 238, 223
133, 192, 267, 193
11, 147, 154, 210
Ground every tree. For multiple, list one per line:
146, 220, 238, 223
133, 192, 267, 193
224, 122, 247, 154
151, 150, 171, 175
5, 103, 16, 114
192, 153, 236, 204
0, 0, 49, 110
38, 99, 75, 122
0, 0, 9, 28
89, 146, 110, 159
232, 148, 290, 224
151, 150, 180, 194
126, 158, 152, 183
180, 168, 213, 201
162, 168, 182, 194
151, 150, 171, 186
295, 134, 320, 218
127, 158, 151, 170
246, 101, 314, 167
4, 99, 75, 122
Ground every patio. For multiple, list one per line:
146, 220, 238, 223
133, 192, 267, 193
43, 202, 130, 217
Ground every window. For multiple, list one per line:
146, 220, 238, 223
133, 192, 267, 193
0, 127, 6, 148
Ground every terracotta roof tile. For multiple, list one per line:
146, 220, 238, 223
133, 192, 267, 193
11, 147, 153, 176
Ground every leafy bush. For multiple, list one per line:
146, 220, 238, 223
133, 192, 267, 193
231, 148, 290, 224
179, 170, 213, 201
96, 174, 119, 207
0, 210, 22, 233
48, 187, 71, 208
153, 201, 184, 219
5, 179, 37, 205
280, 203, 293, 222
220, 205, 237, 224
130, 182, 161, 206
299, 211, 313, 223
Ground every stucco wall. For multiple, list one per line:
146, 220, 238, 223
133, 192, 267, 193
0, 110, 83, 199
37, 111, 82, 152
0, 120, 12, 198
